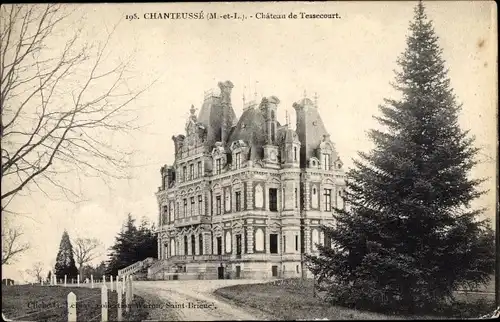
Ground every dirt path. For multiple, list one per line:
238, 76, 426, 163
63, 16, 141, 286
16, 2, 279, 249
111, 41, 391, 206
134, 280, 271, 321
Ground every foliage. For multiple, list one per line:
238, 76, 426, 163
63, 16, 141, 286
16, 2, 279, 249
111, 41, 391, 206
54, 230, 78, 279
306, 1, 495, 315
106, 214, 157, 276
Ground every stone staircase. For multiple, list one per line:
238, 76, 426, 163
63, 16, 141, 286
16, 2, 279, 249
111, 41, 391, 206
118, 257, 156, 279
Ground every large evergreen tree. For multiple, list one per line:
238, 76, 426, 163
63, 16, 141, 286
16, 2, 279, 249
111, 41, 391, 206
306, 1, 495, 314
54, 230, 78, 280
106, 214, 157, 276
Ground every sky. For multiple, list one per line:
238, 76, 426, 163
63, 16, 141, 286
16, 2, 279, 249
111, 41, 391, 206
2, 1, 497, 282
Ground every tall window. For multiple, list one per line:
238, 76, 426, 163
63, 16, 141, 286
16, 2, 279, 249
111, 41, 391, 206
324, 189, 332, 211
294, 147, 297, 161
295, 235, 299, 251
282, 188, 285, 210
189, 164, 194, 179
197, 161, 202, 177
215, 158, 222, 175
269, 188, 278, 212
183, 199, 187, 217
162, 206, 168, 225
198, 195, 203, 215
169, 202, 174, 223
199, 233, 203, 255
190, 197, 195, 216
235, 191, 241, 211
294, 188, 298, 208
215, 196, 221, 215
235, 152, 241, 169
322, 153, 330, 170
183, 166, 187, 181
184, 236, 188, 255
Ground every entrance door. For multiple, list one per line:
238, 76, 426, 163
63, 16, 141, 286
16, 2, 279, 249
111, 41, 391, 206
236, 234, 242, 259
217, 266, 224, 279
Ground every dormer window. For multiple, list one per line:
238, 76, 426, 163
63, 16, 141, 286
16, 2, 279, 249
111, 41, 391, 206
322, 153, 330, 170
235, 152, 241, 169
215, 158, 222, 175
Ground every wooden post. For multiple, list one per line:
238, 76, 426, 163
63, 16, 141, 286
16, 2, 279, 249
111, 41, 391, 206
115, 276, 119, 293
64, 275, 67, 287
77, 275, 80, 286
91, 274, 94, 289
122, 276, 125, 295
67, 292, 77, 322
101, 284, 108, 322
130, 276, 134, 298
41, 280, 44, 286
125, 277, 130, 313
102, 275, 106, 285
54, 276, 57, 286
110, 275, 114, 292
117, 282, 123, 321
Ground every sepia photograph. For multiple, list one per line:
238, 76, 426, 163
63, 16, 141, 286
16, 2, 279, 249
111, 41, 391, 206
1, 1, 498, 321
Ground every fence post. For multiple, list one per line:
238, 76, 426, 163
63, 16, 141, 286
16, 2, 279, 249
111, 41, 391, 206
115, 276, 118, 293
125, 277, 130, 313
101, 284, 108, 322
77, 275, 80, 286
91, 275, 94, 289
110, 275, 114, 292
54, 276, 57, 286
41, 280, 44, 286
67, 292, 77, 322
130, 276, 134, 298
117, 282, 123, 321
122, 276, 125, 295
64, 275, 67, 287
102, 275, 106, 286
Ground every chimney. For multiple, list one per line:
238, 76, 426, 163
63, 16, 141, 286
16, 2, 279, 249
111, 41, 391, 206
218, 81, 234, 144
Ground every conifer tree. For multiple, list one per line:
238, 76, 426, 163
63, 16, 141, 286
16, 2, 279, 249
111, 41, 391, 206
106, 214, 157, 276
306, 1, 495, 314
54, 230, 78, 280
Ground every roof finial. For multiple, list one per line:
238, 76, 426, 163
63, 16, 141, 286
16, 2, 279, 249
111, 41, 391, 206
314, 92, 318, 107
303, 89, 307, 99
285, 110, 290, 129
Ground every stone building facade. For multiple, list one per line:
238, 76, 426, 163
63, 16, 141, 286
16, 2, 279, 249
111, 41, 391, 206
152, 80, 346, 280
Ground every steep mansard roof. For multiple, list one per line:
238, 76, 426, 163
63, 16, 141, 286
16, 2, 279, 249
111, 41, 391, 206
197, 81, 237, 148
293, 97, 330, 166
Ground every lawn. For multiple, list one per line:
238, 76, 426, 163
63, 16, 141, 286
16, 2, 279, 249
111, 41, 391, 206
1, 284, 149, 321
214, 278, 497, 320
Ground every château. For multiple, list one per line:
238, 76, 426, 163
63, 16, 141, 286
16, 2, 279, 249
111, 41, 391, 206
150, 80, 346, 280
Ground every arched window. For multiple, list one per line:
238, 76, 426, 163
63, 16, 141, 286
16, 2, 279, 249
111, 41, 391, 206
170, 239, 176, 256
225, 231, 232, 253
311, 229, 319, 251
255, 228, 264, 252
224, 188, 231, 212
255, 184, 264, 208
311, 186, 318, 209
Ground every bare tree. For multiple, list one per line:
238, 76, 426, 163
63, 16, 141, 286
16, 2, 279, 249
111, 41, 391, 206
26, 261, 44, 283
73, 237, 103, 277
1, 220, 30, 265
0, 4, 151, 210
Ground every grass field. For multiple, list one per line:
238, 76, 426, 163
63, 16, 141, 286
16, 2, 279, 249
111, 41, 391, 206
1, 285, 149, 321
214, 278, 497, 320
